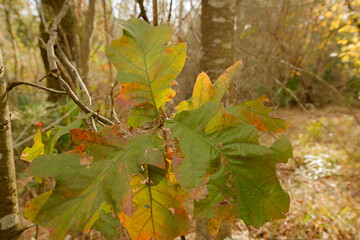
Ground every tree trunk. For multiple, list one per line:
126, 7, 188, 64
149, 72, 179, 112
0, 49, 21, 240
197, 0, 236, 238
80, 0, 96, 83
201, 0, 235, 80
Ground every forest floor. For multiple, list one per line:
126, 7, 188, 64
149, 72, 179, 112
17, 106, 360, 240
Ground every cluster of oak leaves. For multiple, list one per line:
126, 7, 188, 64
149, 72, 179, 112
21, 19, 293, 240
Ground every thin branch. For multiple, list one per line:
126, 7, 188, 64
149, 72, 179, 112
55, 45, 92, 105
167, 0, 173, 22
7, 81, 66, 94
44, 0, 113, 127
153, 0, 158, 26
272, 77, 308, 112
109, 80, 120, 123
57, 75, 113, 125
35, 0, 49, 34
46, 0, 71, 73
137, 0, 150, 23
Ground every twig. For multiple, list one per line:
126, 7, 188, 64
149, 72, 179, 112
153, 0, 158, 26
180, 236, 186, 240
57, 75, 113, 125
46, 0, 71, 72
35, 0, 49, 34
7, 81, 66, 94
137, 0, 150, 23
167, 0, 173, 22
109, 80, 120, 123
44, 0, 113, 127
54, 45, 92, 105
272, 77, 308, 112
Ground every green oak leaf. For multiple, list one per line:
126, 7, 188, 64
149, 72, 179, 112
25, 125, 165, 239
120, 166, 189, 240
165, 103, 292, 227
92, 208, 123, 240
106, 18, 187, 128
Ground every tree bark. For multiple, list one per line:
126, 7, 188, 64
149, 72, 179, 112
80, 0, 96, 83
39, 0, 80, 101
0, 49, 21, 240
153, 0, 158, 26
201, 0, 235, 80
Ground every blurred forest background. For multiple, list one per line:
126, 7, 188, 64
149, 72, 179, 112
0, 0, 359, 239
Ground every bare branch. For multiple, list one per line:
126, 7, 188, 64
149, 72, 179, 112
46, 0, 72, 73
55, 46, 92, 105
137, 0, 150, 23
43, 0, 113, 127
109, 81, 120, 123
7, 81, 66, 94
57, 75, 113, 125
35, 0, 49, 34
167, 0, 173, 22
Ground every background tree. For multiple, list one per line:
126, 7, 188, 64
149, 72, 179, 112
0, 49, 21, 240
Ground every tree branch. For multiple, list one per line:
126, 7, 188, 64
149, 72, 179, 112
57, 75, 113, 125
55, 45, 92, 105
167, 0, 173, 22
137, 0, 150, 23
7, 81, 66, 94
44, 0, 114, 127
109, 80, 120, 123
46, 0, 71, 73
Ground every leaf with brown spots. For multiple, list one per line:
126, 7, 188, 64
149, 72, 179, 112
226, 95, 290, 132
25, 125, 165, 239
106, 18, 186, 128
120, 165, 189, 240
165, 103, 292, 228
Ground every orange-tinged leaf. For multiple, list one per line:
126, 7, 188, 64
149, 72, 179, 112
25, 125, 166, 239
120, 166, 189, 240
207, 204, 238, 236
177, 60, 242, 112
106, 19, 187, 128
227, 95, 290, 132
166, 103, 292, 228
